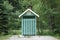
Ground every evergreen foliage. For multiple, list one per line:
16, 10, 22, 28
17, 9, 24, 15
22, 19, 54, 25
0, 0, 60, 35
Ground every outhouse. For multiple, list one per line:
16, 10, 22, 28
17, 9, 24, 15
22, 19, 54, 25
19, 8, 39, 36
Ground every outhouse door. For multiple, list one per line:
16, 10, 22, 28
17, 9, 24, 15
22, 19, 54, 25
22, 16, 36, 35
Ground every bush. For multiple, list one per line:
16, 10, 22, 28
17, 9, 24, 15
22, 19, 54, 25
8, 30, 21, 35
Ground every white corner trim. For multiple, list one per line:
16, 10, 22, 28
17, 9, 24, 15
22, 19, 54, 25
28, 9, 39, 17
19, 9, 39, 17
19, 9, 29, 17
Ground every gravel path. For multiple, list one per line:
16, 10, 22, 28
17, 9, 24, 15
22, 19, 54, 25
7, 35, 59, 40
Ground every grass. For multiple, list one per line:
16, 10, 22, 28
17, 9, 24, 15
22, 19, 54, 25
0, 29, 59, 40
37, 29, 60, 39
0, 35, 12, 40
53, 34, 60, 39
9, 30, 21, 35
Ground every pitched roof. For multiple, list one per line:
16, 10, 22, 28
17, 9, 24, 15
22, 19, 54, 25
19, 8, 39, 17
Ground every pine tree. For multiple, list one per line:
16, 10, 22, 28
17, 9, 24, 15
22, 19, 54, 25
0, 0, 8, 35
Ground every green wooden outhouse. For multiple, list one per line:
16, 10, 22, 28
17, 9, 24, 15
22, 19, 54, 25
19, 8, 39, 36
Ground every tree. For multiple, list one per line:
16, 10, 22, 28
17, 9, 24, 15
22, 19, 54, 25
0, 0, 8, 35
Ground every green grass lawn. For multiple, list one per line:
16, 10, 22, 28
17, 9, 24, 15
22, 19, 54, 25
0, 35, 12, 40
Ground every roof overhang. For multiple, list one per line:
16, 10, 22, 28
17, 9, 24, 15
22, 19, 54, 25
19, 9, 39, 18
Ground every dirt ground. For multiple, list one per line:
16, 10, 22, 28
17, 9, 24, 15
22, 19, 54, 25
7, 35, 59, 40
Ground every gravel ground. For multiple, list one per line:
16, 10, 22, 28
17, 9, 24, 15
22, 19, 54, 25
7, 35, 59, 40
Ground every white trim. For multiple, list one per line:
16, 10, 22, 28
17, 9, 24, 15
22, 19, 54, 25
19, 9, 39, 17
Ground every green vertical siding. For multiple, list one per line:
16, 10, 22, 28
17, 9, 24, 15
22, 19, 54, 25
22, 17, 36, 35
